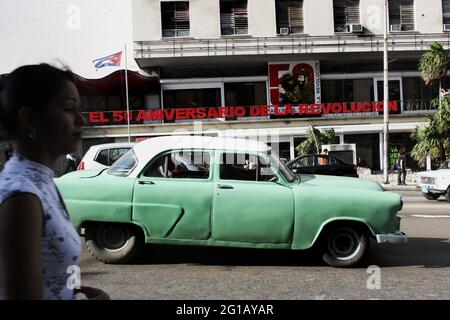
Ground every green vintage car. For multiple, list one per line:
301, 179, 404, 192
56, 136, 407, 267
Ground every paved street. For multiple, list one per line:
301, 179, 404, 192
79, 190, 450, 300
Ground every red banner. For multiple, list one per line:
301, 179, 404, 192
87, 101, 399, 124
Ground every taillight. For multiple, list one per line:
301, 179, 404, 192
77, 161, 85, 170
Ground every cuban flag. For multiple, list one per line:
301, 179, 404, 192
92, 51, 123, 69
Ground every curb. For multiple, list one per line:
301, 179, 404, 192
380, 184, 419, 192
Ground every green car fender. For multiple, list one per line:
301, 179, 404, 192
290, 185, 402, 249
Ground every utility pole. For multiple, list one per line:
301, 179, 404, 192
383, 0, 390, 184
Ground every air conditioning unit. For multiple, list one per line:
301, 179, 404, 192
279, 27, 290, 35
444, 24, 450, 32
349, 24, 363, 33
390, 24, 403, 32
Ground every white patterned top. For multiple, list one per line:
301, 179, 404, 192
0, 153, 82, 300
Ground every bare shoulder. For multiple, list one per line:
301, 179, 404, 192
0, 193, 43, 237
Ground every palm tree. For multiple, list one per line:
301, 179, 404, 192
296, 127, 336, 155
411, 43, 450, 165
419, 42, 449, 88
411, 95, 450, 165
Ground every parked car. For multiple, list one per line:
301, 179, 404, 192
77, 142, 135, 170
416, 159, 450, 202
55, 136, 406, 267
286, 154, 359, 178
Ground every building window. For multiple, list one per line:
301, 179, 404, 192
224, 82, 267, 117
161, 1, 190, 37
443, 0, 450, 26
402, 77, 439, 112
388, 0, 414, 31
163, 88, 221, 122
321, 79, 373, 103
333, 0, 360, 32
220, 0, 248, 35
275, 0, 304, 34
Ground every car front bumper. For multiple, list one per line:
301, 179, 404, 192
376, 232, 408, 244
418, 185, 446, 194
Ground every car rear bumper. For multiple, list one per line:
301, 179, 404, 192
376, 232, 408, 244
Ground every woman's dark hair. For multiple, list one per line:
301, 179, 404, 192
0, 63, 76, 137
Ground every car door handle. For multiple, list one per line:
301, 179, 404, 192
217, 184, 234, 189
138, 180, 155, 185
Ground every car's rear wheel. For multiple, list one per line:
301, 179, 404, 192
445, 188, 450, 203
423, 193, 440, 200
85, 223, 143, 264
322, 227, 368, 267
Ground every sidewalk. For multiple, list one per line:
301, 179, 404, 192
357, 168, 419, 192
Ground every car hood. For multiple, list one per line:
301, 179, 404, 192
296, 174, 383, 191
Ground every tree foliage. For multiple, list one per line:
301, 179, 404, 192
411, 43, 450, 166
418, 42, 449, 85
296, 127, 336, 155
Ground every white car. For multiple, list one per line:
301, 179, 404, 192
416, 160, 450, 202
78, 142, 135, 170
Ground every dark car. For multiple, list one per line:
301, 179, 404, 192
286, 154, 359, 178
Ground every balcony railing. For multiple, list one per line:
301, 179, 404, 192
134, 33, 450, 59
81, 100, 436, 127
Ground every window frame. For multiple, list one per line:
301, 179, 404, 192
161, 1, 190, 38
141, 149, 212, 180
333, 0, 361, 33
388, 0, 415, 32
275, 0, 304, 35
220, 0, 249, 36
218, 151, 279, 183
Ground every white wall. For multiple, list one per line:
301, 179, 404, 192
360, 0, 385, 34
0, 0, 139, 78
132, 0, 162, 41
415, 0, 443, 33
191, 0, 221, 38
304, 0, 334, 36
248, 0, 277, 37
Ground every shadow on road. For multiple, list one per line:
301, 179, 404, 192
133, 244, 323, 267
366, 237, 450, 268
127, 237, 450, 268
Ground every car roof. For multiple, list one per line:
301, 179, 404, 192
133, 135, 270, 156
88, 142, 135, 151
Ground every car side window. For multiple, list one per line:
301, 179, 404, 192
328, 155, 339, 165
220, 153, 276, 182
293, 155, 314, 168
108, 148, 130, 166
95, 149, 109, 166
143, 150, 210, 179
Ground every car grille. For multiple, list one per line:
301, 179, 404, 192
420, 177, 435, 184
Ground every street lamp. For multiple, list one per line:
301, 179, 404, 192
383, 0, 390, 184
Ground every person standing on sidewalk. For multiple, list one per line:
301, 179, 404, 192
397, 147, 407, 185
0, 64, 109, 300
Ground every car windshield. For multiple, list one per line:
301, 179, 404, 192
440, 160, 450, 169
107, 149, 137, 176
269, 150, 296, 183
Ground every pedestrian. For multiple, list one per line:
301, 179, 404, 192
397, 147, 407, 185
64, 153, 78, 173
319, 148, 329, 166
0, 64, 109, 300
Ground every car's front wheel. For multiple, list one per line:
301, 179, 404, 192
85, 223, 143, 264
423, 193, 440, 200
445, 188, 450, 203
322, 227, 368, 267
